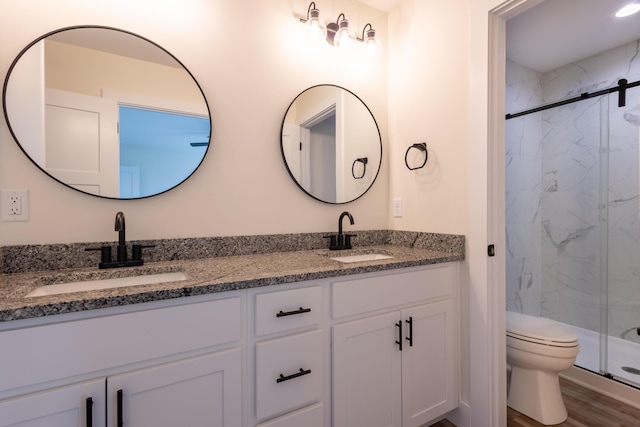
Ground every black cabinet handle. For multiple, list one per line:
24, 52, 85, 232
86, 397, 93, 427
406, 316, 413, 347
276, 307, 311, 317
276, 368, 312, 383
395, 320, 403, 351
117, 389, 123, 427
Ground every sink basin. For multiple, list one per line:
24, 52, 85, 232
26, 271, 188, 298
330, 254, 393, 263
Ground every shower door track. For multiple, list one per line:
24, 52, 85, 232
505, 78, 640, 119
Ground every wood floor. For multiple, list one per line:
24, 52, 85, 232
429, 376, 640, 427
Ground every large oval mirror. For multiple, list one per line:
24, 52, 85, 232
2, 26, 211, 199
281, 85, 381, 204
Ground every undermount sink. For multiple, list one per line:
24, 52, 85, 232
330, 253, 393, 263
25, 271, 188, 298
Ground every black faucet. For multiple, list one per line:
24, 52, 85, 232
85, 211, 154, 269
115, 211, 127, 262
338, 211, 354, 236
325, 211, 357, 250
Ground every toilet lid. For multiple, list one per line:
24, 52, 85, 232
506, 311, 578, 344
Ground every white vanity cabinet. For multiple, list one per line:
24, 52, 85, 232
0, 295, 243, 427
0, 379, 106, 427
250, 285, 326, 427
0, 260, 459, 427
331, 264, 458, 427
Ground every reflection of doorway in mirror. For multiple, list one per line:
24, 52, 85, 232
307, 114, 337, 203
299, 105, 338, 203
120, 166, 140, 198
118, 106, 210, 198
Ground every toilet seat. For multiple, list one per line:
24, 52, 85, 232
506, 311, 578, 348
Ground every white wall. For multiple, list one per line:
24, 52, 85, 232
0, 0, 388, 245
387, 1, 469, 235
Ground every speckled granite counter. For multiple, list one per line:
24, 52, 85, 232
0, 231, 464, 322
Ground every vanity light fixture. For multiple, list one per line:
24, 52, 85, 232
615, 3, 640, 17
359, 23, 382, 56
299, 2, 381, 53
300, 2, 327, 40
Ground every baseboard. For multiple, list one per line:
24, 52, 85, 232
561, 366, 640, 411
445, 401, 471, 427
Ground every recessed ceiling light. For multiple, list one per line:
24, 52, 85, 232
615, 3, 640, 17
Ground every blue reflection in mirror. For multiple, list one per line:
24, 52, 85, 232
118, 106, 210, 198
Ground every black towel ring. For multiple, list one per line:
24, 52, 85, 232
405, 143, 428, 170
352, 157, 368, 179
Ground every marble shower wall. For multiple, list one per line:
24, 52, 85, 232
506, 40, 640, 338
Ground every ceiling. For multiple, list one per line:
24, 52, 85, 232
505, 0, 640, 72
358, 0, 400, 12
49, 27, 182, 69
361, 0, 640, 73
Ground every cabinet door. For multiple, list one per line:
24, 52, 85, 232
0, 378, 105, 427
401, 300, 456, 427
107, 349, 241, 427
333, 311, 402, 427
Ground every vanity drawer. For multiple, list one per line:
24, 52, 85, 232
0, 296, 241, 393
255, 286, 322, 336
255, 329, 323, 420
256, 402, 324, 427
332, 265, 453, 319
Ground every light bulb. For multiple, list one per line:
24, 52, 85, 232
306, 7, 326, 40
334, 17, 354, 48
363, 28, 382, 56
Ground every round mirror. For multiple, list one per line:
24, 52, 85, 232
280, 85, 381, 204
2, 26, 211, 199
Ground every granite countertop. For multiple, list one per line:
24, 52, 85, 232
0, 244, 463, 323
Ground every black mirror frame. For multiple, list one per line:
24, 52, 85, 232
280, 84, 382, 205
2, 25, 212, 200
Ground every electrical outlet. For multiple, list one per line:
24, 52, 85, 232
1, 190, 29, 221
393, 197, 403, 218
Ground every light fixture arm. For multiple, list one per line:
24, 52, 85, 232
358, 23, 373, 41
300, 2, 318, 23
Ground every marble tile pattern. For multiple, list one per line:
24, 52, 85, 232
506, 39, 640, 339
0, 230, 464, 322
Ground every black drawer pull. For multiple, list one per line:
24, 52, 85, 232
117, 389, 123, 427
86, 397, 93, 427
276, 307, 311, 317
276, 368, 312, 383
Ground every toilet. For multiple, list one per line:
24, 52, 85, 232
506, 311, 579, 425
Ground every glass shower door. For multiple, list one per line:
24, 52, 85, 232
605, 82, 640, 387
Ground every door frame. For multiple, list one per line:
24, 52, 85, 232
466, 1, 544, 426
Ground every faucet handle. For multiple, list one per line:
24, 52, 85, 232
85, 246, 112, 264
132, 244, 156, 261
323, 235, 338, 250
343, 234, 357, 250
